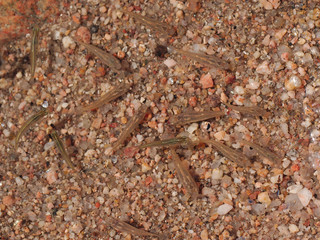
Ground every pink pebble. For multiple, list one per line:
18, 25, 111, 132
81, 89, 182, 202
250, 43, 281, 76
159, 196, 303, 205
199, 73, 214, 88
46, 169, 58, 184
76, 26, 91, 43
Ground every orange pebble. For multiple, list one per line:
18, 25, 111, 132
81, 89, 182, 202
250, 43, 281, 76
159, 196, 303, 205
291, 164, 300, 172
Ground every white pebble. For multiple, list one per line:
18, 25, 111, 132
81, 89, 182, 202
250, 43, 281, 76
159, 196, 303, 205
234, 86, 245, 95
246, 78, 260, 89
187, 123, 198, 134
211, 169, 223, 180
217, 204, 233, 215
62, 36, 74, 49
287, 184, 303, 194
3, 129, 10, 137
306, 85, 315, 95
297, 188, 312, 207
285, 75, 301, 91
163, 58, 177, 68
15, 177, 24, 186
289, 224, 299, 233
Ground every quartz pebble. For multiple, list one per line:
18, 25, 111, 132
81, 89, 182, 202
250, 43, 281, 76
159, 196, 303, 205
62, 36, 74, 49
256, 61, 271, 75
217, 204, 233, 215
211, 169, 223, 180
163, 58, 177, 68
297, 188, 312, 207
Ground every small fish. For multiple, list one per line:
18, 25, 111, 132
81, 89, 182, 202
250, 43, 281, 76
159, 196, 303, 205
225, 103, 270, 117
76, 83, 130, 114
200, 138, 251, 168
169, 46, 231, 70
170, 148, 199, 201
139, 136, 191, 149
126, 11, 176, 36
106, 217, 162, 238
242, 140, 280, 166
30, 26, 40, 80
75, 40, 122, 72
50, 128, 75, 169
172, 109, 225, 125
113, 105, 148, 150
15, 108, 48, 149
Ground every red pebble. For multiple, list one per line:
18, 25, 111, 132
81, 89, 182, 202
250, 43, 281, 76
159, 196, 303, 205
291, 164, 300, 172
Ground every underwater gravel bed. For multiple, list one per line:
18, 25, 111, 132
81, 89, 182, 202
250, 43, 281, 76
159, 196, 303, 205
1, 0, 320, 239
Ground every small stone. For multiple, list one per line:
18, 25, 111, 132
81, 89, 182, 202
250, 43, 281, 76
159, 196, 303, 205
285, 75, 301, 91
71, 221, 83, 234
91, 117, 102, 129
297, 188, 312, 207
2, 196, 14, 206
275, 29, 287, 40
217, 204, 233, 215
62, 36, 74, 49
289, 224, 299, 233
287, 184, 303, 194
256, 61, 271, 75
99, 6, 107, 13
46, 169, 58, 184
76, 26, 91, 43
15, 177, 24, 186
163, 58, 177, 68
187, 123, 198, 134
200, 229, 209, 240
258, 192, 271, 205
199, 73, 214, 88
211, 169, 223, 180
142, 162, 151, 172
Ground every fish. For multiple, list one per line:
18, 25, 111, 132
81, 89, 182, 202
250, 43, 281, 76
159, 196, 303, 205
75, 40, 122, 72
171, 109, 225, 125
170, 148, 199, 201
15, 107, 48, 150
225, 103, 270, 117
139, 136, 191, 149
30, 25, 40, 80
49, 128, 75, 169
113, 104, 148, 151
106, 217, 163, 238
126, 10, 176, 36
169, 46, 231, 71
241, 140, 280, 166
76, 83, 130, 114
200, 138, 251, 168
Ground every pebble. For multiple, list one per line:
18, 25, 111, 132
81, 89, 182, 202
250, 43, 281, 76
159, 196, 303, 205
199, 73, 214, 88
62, 36, 74, 49
256, 61, 271, 75
297, 188, 312, 207
200, 229, 209, 240
76, 26, 91, 43
289, 224, 299, 233
217, 204, 233, 215
211, 168, 223, 180
46, 169, 58, 184
15, 177, 24, 186
2, 196, 14, 206
285, 75, 302, 91
163, 58, 177, 68
187, 123, 198, 134
257, 192, 271, 205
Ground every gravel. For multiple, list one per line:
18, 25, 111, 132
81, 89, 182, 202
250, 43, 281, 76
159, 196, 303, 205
1, 0, 320, 239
